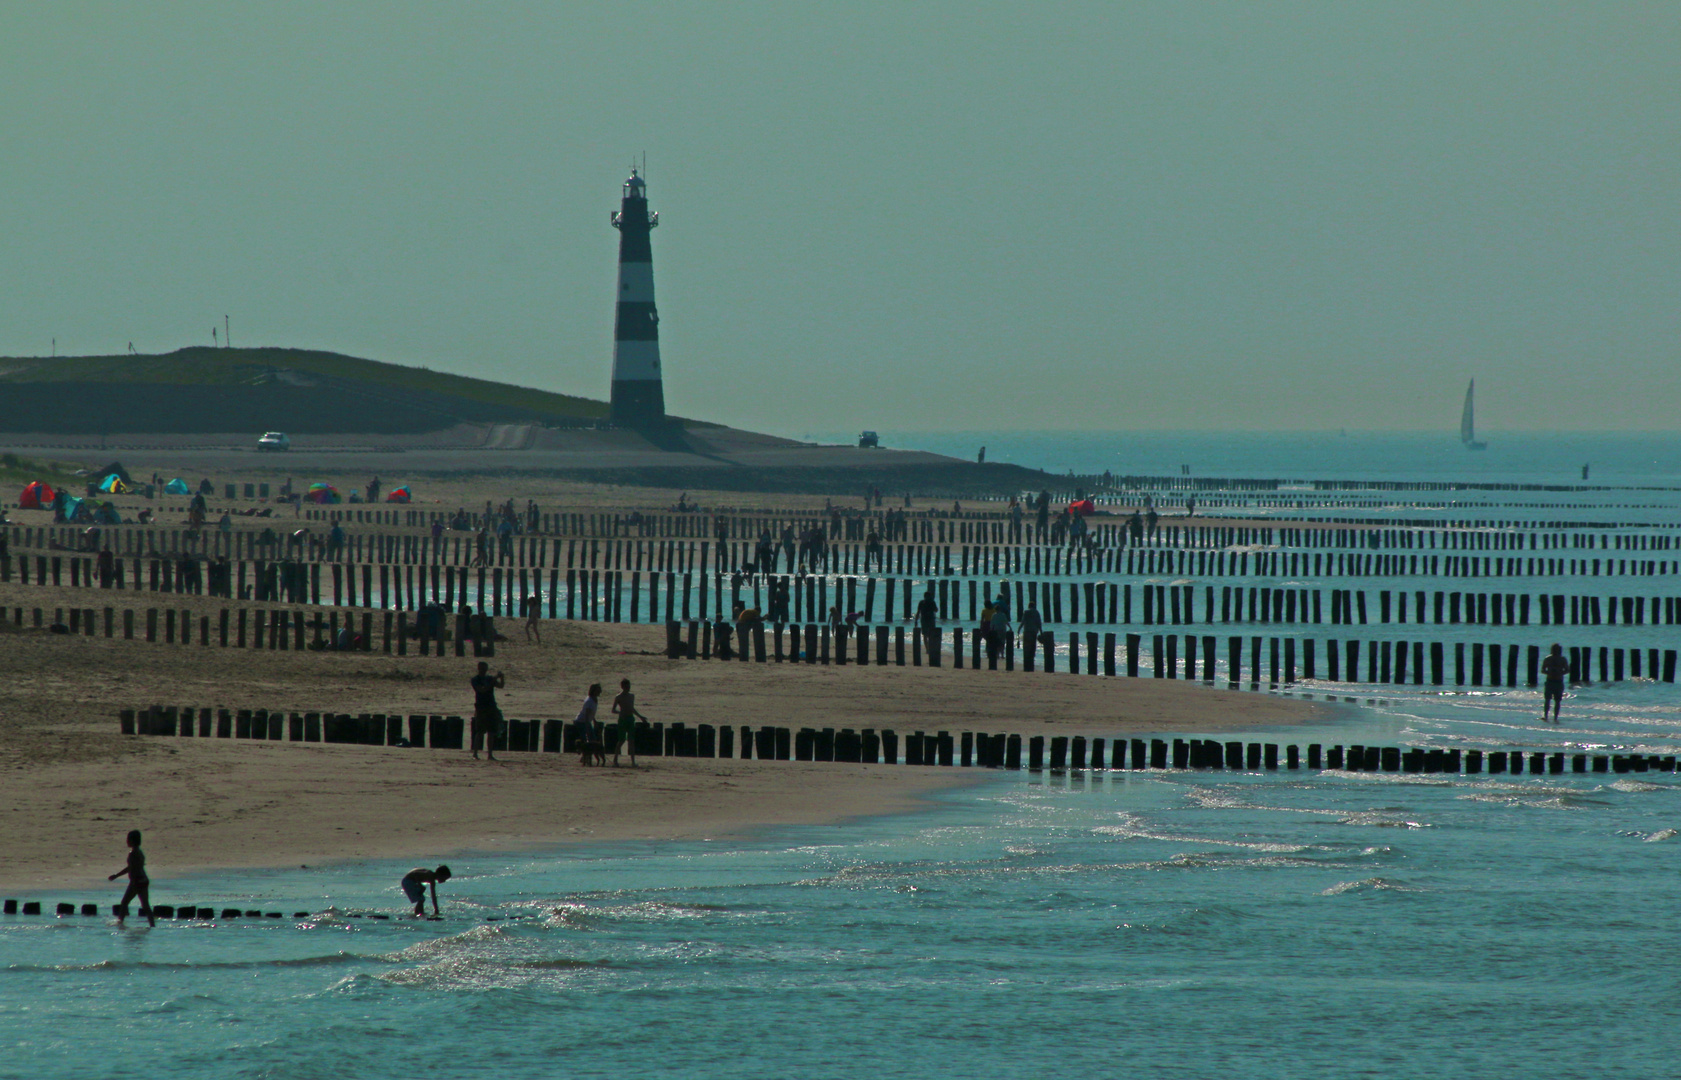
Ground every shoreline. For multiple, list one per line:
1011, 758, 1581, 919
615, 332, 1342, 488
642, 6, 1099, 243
3, 765, 1000, 902
0, 745, 989, 894
0, 676, 1332, 894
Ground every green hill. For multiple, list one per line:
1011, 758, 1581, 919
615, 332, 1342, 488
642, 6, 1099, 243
0, 346, 608, 421
0, 347, 616, 434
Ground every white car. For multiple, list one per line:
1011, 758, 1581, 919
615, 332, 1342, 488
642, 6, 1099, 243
257, 432, 291, 452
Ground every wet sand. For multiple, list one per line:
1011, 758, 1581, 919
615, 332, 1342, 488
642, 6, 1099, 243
0, 580, 1327, 891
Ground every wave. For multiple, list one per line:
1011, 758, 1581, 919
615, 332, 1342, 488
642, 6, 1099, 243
1315, 770, 1457, 788
1333, 811, 1430, 828
378, 922, 510, 963
4, 952, 365, 975
1091, 825, 1313, 853
1455, 791, 1607, 810
1610, 779, 1669, 794
373, 954, 612, 992
1320, 877, 1423, 896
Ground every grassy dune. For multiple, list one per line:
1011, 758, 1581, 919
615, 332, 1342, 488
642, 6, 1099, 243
0, 347, 608, 422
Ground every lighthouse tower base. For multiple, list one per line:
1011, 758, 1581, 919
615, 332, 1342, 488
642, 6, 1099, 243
610, 380, 668, 429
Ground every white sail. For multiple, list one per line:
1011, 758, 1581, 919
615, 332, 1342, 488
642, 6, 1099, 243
1460, 379, 1486, 449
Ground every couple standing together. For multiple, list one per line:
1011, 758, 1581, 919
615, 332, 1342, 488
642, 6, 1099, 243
470, 662, 646, 765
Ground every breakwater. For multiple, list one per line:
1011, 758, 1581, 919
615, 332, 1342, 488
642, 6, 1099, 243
118, 704, 1678, 777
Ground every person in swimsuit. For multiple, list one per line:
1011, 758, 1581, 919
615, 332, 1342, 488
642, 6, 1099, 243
1541, 643, 1569, 722
611, 679, 646, 767
108, 829, 155, 927
401, 865, 451, 917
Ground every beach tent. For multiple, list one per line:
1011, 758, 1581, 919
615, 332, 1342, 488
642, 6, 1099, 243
98, 474, 130, 494
1067, 499, 1096, 516
305, 482, 341, 505
60, 496, 87, 522
19, 481, 54, 509
385, 486, 412, 503
94, 502, 122, 525
164, 478, 191, 495
92, 461, 133, 485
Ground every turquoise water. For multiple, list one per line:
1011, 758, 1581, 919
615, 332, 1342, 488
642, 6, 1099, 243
814, 430, 1681, 486
7, 684, 1681, 1079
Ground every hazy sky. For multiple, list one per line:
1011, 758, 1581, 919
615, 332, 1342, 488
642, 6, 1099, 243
3, 4, 1678, 434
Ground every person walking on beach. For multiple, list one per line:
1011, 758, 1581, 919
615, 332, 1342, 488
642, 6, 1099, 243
1542, 643, 1569, 721
470, 661, 506, 760
401, 865, 451, 917
611, 678, 645, 767
108, 829, 155, 927
575, 684, 604, 765
521, 593, 541, 644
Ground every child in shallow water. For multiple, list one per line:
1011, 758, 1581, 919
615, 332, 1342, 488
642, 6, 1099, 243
401, 866, 452, 917
108, 829, 155, 927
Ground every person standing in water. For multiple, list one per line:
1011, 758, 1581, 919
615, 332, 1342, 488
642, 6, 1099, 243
916, 588, 939, 656
1541, 643, 1569, 722
108, 829, 154, 927
611, 678, 646, 767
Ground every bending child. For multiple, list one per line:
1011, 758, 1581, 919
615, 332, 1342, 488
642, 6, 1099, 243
401, 865, 452, 917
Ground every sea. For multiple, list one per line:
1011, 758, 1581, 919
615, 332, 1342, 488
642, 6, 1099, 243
6, 431, 1681, 1079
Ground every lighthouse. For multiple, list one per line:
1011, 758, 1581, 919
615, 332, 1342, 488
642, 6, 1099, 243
608, 168, 667, 427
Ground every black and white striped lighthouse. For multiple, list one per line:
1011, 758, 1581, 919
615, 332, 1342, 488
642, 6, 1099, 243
608, 168, 666, 427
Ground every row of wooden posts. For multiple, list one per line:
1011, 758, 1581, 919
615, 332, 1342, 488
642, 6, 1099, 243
14, 513, 1679, 570
0, 900, 314, 920
10, 549, 1681, 635
15, 576, 1680, 685
118, 705, 1679, 778
18, 603, 489, 656
11, 532, 1673, 590
665, 620, 1680, 688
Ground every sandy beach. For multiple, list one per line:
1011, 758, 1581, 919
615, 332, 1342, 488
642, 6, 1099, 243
0, 572, 1327, 891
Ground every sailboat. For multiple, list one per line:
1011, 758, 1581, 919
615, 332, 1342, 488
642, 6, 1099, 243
1460, 379, 1487, 450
